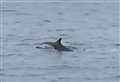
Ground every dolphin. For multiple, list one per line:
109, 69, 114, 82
36, 38, 72, 51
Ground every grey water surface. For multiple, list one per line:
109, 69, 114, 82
0, 1, 120, 82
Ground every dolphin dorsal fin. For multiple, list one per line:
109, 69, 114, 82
56, 38, 62, 44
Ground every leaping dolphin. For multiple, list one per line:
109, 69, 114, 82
36, 38, 72, 51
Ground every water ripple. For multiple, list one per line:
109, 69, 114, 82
15, 43, 32, 46
0, 10, 16, 12
0, 73, 17, 77
28, 65, 81, 71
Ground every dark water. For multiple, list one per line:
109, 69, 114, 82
0, 1, 119, 82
